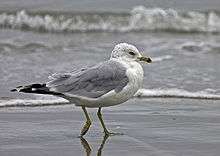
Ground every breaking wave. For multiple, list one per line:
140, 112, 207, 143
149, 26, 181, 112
0, 6, 220, 33
0, 98, 69, 108
136, 88, 220, 100
1, 88, 219, 108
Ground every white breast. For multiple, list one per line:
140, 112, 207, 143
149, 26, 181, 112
96, 59, 144, 107
121, 60, 144, 97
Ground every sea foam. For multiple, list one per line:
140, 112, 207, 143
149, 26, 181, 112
136, 88, 220, 100
0, 6, 220, 33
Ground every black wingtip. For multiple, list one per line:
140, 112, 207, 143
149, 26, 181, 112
10, 83, 62, 96
10, 89, 17, 92
11, 86, 23, 92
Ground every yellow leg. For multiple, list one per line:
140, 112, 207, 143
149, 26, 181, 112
80, 106, 91, 136
97, 107, 109, 135
97, 107, 123, 136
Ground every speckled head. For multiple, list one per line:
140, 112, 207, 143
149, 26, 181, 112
111, 43, 152, 63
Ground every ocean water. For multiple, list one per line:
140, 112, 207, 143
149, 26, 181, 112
0, 1, 220, 107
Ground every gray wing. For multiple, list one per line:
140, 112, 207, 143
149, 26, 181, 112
46, 60, 129, 98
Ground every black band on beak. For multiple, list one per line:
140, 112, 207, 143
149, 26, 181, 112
138, 56, 152, 63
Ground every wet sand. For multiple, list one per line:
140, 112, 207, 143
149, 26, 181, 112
0, 98, 220, 156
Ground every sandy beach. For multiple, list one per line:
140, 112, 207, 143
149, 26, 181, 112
0, 98, 219, 156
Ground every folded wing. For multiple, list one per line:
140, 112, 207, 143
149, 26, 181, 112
46, 60, 129, 98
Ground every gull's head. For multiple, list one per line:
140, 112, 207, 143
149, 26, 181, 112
111, 43, 152, 64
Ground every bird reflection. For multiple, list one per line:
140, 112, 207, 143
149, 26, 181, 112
80, 137, 91, 156
80, 135, 110, 156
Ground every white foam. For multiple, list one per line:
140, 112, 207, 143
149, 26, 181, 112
0, 7, 220, 33
0, 98, 69, 107
152, 55, 173, 62
129, 6, 217, 33
135, 88, 220, 100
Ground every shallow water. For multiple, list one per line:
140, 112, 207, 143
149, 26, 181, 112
0, 30, 220, 106
0, 1, 220, 106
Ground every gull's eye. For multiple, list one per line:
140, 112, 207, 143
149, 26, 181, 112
128, 51, 135, 56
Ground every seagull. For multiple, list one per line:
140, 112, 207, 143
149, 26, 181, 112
11, 43, 152, 136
